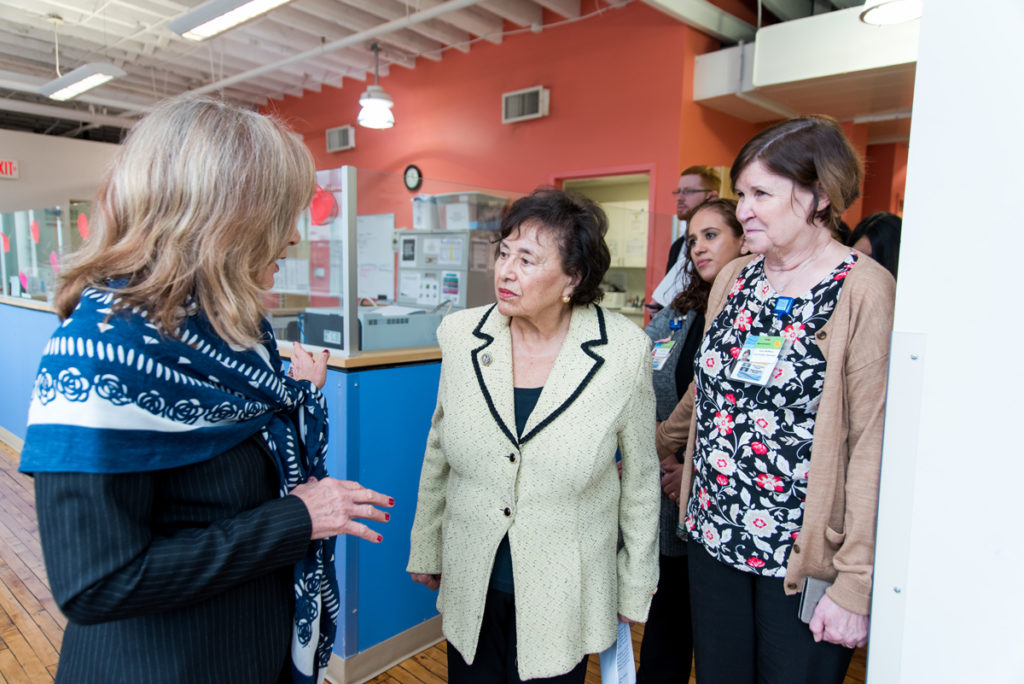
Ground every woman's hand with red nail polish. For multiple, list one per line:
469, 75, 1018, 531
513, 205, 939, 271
290, 476, 394, 542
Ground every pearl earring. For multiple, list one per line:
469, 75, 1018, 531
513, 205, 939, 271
562, 295, 571, 304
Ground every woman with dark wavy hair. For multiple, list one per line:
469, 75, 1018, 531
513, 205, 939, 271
408, 188, 660, 683
637, 197, 744, 684
19, 96, 393, 684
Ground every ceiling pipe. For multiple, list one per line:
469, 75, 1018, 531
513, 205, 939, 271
0, 70, 155, 115
188, 0, 490, 97
640, 0, 756, 44
0, 98, 136, 130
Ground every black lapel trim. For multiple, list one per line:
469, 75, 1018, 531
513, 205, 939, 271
518, 305, 608, 446
470, 304, 519, 448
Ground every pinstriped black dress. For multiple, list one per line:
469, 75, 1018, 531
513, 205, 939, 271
35, 435, 313, 683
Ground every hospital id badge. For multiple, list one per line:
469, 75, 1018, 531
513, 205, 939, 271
729, 335, 786, 386
651, 339, 675, 371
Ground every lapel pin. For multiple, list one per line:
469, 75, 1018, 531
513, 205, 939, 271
481, 352, 492, 366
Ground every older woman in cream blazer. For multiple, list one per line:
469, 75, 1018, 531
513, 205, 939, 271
408, 189, 660, 683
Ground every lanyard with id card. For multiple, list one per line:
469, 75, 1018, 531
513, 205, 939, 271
652, 316, 684, 372
729, 334, 786, 385
727, 291, 794, 385
651, 338, 675, 371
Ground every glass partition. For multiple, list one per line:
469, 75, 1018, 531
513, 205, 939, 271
265, 166, 524, 356
0, 203, 87, 303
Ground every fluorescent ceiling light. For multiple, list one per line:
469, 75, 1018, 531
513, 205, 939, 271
860, 0, 923, 25
168, 0, 293, 41
38, 62, 126, 101
358, 86, 395, 129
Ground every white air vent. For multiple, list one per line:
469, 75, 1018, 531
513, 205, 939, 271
502, 86, 549, 124
325, 125, 355, 153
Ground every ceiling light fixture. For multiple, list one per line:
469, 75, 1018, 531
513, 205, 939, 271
860, 0, 923, 25
358, 43, 395, 130
39, 62, 127, 102
168, 0, 293, 41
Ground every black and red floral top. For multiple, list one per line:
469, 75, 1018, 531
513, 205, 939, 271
684, 252, 857, 576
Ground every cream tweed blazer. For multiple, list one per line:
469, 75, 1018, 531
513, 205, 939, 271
407, 303, 660, 680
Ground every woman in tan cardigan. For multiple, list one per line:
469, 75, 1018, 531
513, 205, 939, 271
657, 116, 895, 684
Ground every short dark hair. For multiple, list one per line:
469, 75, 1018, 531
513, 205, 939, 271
671, 198, 742, 314
680, 165, 721, 192
848, 211, 902, 279
496, 187, 610, 306
730, 115, 862, 235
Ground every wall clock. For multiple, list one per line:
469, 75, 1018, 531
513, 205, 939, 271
403, 164, 423, 191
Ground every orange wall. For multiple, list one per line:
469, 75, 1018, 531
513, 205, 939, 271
262, 2, 762, 301
863, 142, 909, 218
839, 121, 868, 230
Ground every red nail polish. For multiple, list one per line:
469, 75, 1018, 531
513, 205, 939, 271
384, 513, 390, 522
388, 497, 394, 506
376, 535, 383, 543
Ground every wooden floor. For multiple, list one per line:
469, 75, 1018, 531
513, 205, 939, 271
366, 624, 866, 684
0, 439, 865, 683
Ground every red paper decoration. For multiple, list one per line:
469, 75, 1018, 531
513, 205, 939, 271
77, 213, 90, 241
309, 185, 338, 226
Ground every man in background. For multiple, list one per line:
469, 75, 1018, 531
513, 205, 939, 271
648, 165, 721, 315
665, 165, 720, 272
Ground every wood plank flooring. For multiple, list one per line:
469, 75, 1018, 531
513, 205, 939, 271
0, 439, 866, 683
0, 441, 64, 683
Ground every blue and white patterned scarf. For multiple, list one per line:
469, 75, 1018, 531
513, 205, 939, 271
19, 286, 338, 684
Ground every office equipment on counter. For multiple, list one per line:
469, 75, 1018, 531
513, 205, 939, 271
300, 306, 449, 350
395, 229, 495, 310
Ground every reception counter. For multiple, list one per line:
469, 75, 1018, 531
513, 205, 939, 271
0, 296, 445, 682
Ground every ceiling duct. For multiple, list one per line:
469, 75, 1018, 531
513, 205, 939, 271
693, 5, 919, 138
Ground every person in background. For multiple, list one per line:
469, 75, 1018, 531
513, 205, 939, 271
638, 198, 744, 684
848, 211, 902, 279
19, 96, 393, 684
665, 165, 722, 272
408, 188, 660, 683
649, 166, 722, 316
657, 115, 895, 684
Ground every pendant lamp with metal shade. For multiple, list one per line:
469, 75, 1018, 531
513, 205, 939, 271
358, 43, 394, 130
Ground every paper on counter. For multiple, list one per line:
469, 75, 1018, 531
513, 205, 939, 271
372, 304, 426, 317
598, 621, 636, 684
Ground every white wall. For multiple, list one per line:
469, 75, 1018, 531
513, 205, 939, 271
869, 1, 1024, 682
0, 129, 118, 213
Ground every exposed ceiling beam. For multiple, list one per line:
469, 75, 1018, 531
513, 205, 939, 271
534, 0, 581, 19
188, 0, 490, 96
481, 0, 542, 28
330, 1, 473, 54
0, 97, 137, 129
641, 0, 756, 44
398, 1, 504, 44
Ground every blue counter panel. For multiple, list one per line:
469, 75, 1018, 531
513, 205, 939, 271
0, 303, 59, 442
346, 363, 442, 654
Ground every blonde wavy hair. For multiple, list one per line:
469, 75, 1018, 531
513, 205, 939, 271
55, 96, 315, 347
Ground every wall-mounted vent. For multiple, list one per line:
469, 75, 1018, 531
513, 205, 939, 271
502, 86, 549, 124
325, 125, 355, 153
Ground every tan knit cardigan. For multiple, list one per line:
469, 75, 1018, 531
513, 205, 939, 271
656, 252, 895, 615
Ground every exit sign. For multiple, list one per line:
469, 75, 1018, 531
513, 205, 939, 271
0, 159, 18, 179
